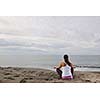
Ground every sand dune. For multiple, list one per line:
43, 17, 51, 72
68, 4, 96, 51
0, 67, 100, 83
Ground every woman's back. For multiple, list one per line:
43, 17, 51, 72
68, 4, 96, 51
61, 65, 73, 79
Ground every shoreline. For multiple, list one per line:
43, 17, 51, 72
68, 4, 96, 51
0, 67, 100, 83
1, 66, 100, 72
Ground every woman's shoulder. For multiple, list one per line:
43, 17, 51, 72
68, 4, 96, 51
59, 60, 63, 63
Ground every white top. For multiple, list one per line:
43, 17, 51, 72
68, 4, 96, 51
61, 65, 73, 78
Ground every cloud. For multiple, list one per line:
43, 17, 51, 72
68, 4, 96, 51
0, 16, 33, 35
0, 16, 100, 55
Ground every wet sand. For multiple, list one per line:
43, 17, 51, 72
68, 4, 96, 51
0, 67, 100, 83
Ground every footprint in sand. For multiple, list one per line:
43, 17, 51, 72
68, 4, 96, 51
4, 73, 11, 75
20, 78, 27, 83
20, 77, 33, 83
13, 74, 20, 77
4, 77, 15, 80
85, 79, 91, 82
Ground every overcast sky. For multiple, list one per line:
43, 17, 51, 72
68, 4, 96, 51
0, 16, 100, 55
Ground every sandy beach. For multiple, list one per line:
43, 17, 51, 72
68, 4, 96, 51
0, 67, 100, 83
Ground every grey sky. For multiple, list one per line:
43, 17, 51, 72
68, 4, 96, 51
0, 16, 100, 55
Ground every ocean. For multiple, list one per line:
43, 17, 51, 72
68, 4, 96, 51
0, 55, 100, 71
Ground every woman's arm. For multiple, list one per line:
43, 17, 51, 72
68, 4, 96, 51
54, 61, 62, 69
70, 63, 75, 76
70, 63, 76, 68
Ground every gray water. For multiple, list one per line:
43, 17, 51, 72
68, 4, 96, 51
0, 55, 100, 71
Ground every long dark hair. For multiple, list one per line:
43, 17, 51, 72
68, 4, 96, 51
63, 54, 71, 66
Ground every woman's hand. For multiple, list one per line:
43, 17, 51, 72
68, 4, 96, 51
54, 66, 57, 69
73, 66, 76, 68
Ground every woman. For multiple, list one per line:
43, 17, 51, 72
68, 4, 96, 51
64, 55, 74, 76
54, 54, 74, 79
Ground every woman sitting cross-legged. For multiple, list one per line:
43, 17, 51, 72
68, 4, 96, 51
54, 54, 75, 80
54, 62, 73, 80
